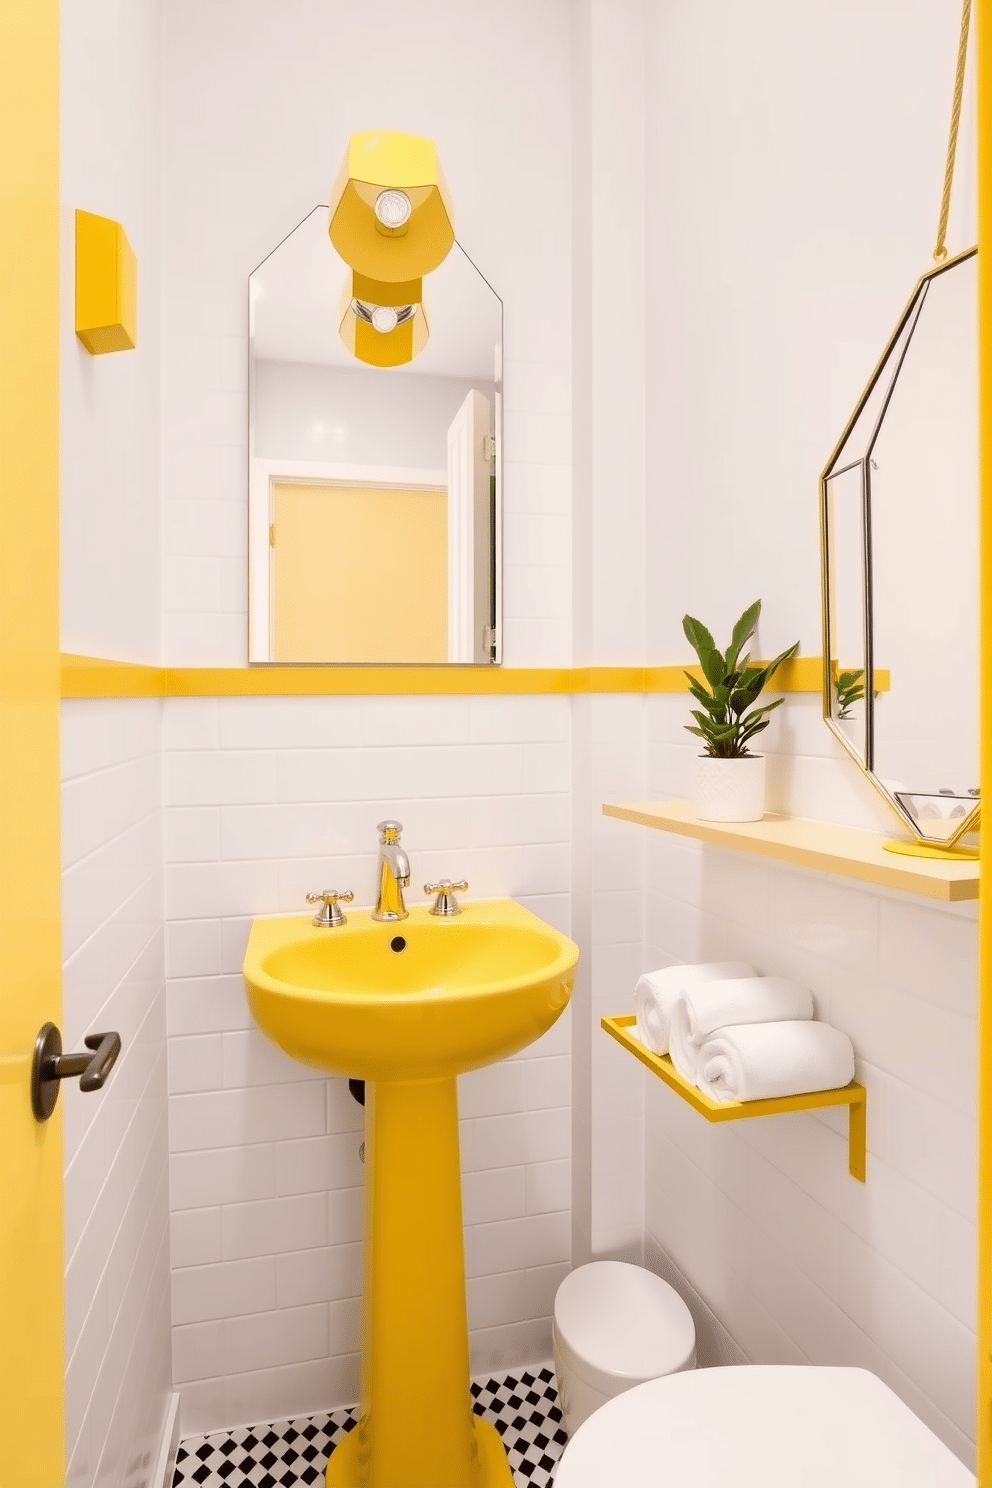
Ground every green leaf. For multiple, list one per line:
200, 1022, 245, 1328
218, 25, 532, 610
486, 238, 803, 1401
729, 683, 765, 713
724, 600, 761, 673
743, 697, 784, 720
764, 639, 800, 680
738, 718, 771, 743
729, 683, 762, 711
685, 676, 713, 706
697, 645, 727, 689
682, 614, 717, 659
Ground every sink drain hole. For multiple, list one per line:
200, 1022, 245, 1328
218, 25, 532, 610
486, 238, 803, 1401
390, 935, 407, 953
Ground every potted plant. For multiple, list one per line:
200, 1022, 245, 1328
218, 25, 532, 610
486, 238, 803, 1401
683, 600, 799, 821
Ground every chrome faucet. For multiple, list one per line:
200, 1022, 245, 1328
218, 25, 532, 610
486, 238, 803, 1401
372, 820, 410, 921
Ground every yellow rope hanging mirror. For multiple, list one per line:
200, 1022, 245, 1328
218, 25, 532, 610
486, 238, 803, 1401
933, 0, 972, 264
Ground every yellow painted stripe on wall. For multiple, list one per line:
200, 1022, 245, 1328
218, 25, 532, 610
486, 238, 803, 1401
61, 653, 848, 699
61, 653, 168, 697
0, 1, 65, 1482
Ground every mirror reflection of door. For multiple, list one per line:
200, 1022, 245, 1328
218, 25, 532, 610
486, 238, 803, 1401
271, 481, 448, 662
447, 389, 495, 663
248, 207, 502, 664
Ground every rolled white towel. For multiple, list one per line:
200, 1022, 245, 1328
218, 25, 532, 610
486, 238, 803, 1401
696, 1020, 856, 1104
634, 960, 756, 1055
668, 976, 815, 1086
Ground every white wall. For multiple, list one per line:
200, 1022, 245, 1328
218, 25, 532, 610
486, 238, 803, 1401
60, 2, 172, 1481
640, 0, 977, 1467
164, 694, 572, 1432
254, 359, 494, 468
570, 0, 649, 1267
60, 0, 163, 663
162, 0, 571, 667
62, 700, 171, 1488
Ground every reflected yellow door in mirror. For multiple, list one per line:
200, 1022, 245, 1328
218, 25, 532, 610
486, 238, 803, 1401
0, 0, 65, 1484
272, 482, 448, 662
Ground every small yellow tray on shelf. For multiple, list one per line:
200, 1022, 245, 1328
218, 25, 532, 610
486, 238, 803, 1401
601, 1014, 867, 1182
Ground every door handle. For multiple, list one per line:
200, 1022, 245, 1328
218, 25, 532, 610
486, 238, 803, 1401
31, 1022, 122, 1121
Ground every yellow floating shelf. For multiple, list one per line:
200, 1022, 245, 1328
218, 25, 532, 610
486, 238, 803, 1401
602, 799, 979, 903
602, 1014, 867, 1181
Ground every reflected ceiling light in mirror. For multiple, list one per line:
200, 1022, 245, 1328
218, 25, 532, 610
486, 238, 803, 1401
338, 270, 429, 368
329, 131, 455, 282
374, 189, 412, 230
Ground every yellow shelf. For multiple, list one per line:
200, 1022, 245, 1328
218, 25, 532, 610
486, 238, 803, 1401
602, 1014, 867, 1181
603, 799, 979, 903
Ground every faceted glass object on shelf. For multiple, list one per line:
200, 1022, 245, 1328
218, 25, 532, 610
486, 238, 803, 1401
894, 790, 980, 845
820, 248, 979, 848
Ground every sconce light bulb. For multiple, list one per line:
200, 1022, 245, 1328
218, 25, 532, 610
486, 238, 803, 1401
371, 305, 400, 334
374, 189, 412, 229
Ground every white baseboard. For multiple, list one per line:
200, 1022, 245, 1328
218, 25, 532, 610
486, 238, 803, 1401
151, 1393, 181, 1488
643, 1234, 749, 1368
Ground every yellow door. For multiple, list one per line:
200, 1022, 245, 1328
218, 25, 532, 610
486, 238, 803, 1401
0, 3, 65, 1485
271, 481, 448, 662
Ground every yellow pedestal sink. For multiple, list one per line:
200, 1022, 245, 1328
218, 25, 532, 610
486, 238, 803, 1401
243, 898, 579, 1488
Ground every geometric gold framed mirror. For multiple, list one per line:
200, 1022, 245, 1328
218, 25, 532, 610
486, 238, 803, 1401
820, 245, 980, 858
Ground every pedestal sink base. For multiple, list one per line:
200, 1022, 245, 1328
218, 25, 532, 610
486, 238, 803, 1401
327, 1077, 514, 1488
325, 1415, 515, 1487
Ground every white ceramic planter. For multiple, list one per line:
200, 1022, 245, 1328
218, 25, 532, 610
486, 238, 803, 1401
693, 754, 767, 823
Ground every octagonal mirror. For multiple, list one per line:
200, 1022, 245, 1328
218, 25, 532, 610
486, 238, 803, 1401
820, 246, 980, 851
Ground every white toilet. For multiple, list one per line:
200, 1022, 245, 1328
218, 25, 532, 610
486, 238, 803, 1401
552, 1261, 697, 1435
554, 1365, 975, 1487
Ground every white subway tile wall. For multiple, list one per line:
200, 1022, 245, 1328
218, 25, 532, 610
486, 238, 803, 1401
587, 695, 647, 1260
165, 694, 573, 1433
62, 700, 173, 1488
642, 692, 978, 1469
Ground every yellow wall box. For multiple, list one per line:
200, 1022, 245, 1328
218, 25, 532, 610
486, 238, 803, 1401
75, 209, 137, 354
602, 1014, 867, 1181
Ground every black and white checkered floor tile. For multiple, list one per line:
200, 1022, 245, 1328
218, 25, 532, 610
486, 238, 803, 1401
172, 1364, 567, 1488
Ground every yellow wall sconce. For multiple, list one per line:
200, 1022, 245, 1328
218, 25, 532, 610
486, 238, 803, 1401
75, 209, 137, 355
329, 130, 455, 283
338, 271, 429, 368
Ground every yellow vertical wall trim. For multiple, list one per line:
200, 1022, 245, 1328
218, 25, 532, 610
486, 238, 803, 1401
0, 1, 64, 1485
979, 0, 992, 1477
